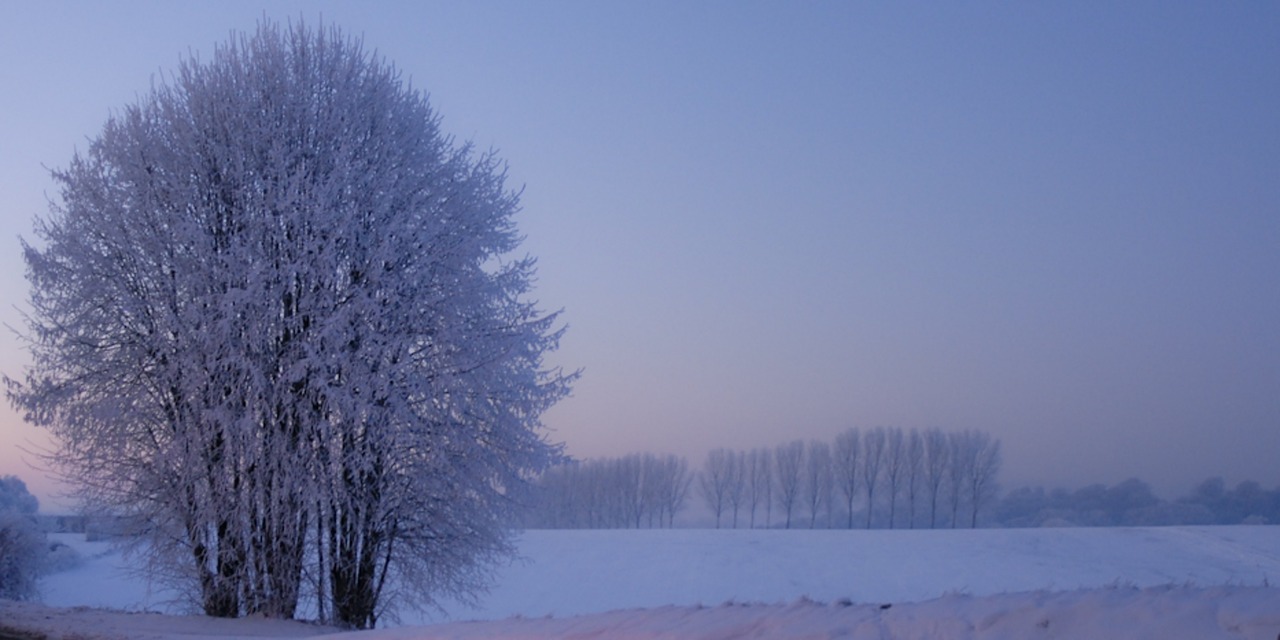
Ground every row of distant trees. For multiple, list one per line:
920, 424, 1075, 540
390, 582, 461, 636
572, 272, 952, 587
524, 427, 1002, 530
994, 476, 1280, 527
523, 453, 693, 529
525, 432, 1280, 531
697, 428, 1001, 529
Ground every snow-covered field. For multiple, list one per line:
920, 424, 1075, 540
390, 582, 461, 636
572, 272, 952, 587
5, 526, 1279, 638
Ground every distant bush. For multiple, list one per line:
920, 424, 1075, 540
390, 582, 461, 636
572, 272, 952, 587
43, 540, 84, 573
995, 476, 1280, 528
0, 476, 39, 515
0, 476, 45, 599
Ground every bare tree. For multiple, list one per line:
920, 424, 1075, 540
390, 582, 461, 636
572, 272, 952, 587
745, 448, 771, 528
833, 428, 861, 528
618, 455, 646, 528
761, 448, 775, 527
803, 440, 833, 528
774, 440, 805, 529
962, 431, 1002, 527
882, 427, 905, 528
525, 463, 573, 528
655, 454, 693, 528
700, 449, 735, 528
639, 454, 663, 528
904, 429, 924, 529
862, 428, 887, 528
723, 451, 747, 528
947, 431, 971, 528
923, 428, 950, 528
529, 453, 692, 529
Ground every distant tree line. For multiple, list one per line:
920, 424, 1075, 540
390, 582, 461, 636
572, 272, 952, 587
524, 427, 1002, 529
697, 428, 1002, 530
525, 433, 1279, 530
994, 477, 1280, 527
522, 453, 693, 529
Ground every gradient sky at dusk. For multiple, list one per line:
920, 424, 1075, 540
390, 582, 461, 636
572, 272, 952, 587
2, 2, 1277, 509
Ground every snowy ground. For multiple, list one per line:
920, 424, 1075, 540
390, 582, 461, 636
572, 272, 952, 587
5, 526, 1279, 638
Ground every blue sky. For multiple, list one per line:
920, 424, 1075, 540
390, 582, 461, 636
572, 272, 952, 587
2, 1, 1278, 508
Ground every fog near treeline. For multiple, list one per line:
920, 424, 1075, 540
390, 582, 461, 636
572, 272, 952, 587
522, 427, 1280, 529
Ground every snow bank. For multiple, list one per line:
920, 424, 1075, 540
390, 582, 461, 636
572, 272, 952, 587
5, 586, 1279, 639
334, 586, 1280, 639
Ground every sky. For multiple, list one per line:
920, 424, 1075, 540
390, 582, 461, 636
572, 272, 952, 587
1, 1, 1277, 510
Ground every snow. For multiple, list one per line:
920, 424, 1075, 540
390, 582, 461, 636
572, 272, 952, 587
326, 588, 1280, 639
426, 526, 1280, 620
8, 526, 1280, 639
0, 599, 336, 640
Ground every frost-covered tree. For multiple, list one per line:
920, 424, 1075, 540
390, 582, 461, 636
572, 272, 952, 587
6, 22, 571, 628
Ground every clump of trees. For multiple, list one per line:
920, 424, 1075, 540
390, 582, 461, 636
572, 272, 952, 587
526, 427, 1003, 530
1180, 478, 1280, 525
700, 428, 1002, 529
523, 442, 1278, 531
524, 454, 692, 529
5, 22, 570, 628
0, 476, 46, 600
995, 477, 1280, 527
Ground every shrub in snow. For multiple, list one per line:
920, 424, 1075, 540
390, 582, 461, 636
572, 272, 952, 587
0, 476, 44, 600
42, 541, 83, 574
0, 511, 45, 599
